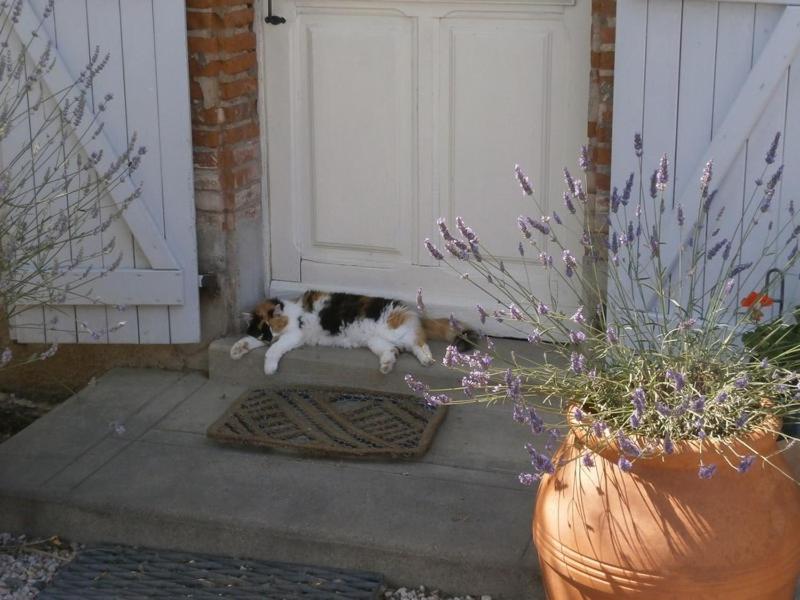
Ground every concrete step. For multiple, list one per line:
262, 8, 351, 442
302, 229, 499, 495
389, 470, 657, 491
0, 361, 553, 598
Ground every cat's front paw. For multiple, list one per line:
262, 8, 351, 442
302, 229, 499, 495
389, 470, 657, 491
230, 340, 250, 360
264, 359, 279, 375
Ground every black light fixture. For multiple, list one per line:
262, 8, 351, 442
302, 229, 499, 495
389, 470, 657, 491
265, 0, 286, 25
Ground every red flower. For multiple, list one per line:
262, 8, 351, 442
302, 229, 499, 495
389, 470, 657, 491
741, 292, 774, 308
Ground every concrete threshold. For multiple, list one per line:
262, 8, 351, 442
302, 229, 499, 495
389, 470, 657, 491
0, 338, 556, 599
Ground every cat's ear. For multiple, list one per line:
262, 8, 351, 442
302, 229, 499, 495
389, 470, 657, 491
241, 312, 253, 321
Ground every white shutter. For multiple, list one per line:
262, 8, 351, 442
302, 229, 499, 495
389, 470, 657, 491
611, 0, 800, 320
5, 0, 199, 344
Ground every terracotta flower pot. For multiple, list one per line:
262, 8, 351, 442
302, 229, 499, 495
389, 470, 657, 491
533, 415, 800, 599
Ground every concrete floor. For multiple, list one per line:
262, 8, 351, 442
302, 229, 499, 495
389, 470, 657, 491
0, 338, 550, 599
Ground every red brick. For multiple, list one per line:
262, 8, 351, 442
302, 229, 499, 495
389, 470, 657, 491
221, 31, 256, 53
194, 148, 221, 168
192, 128, 221, 148
186, 11, 220, 30
219, 77, 258, 101
221, 121, 259, 144
598, 51, 614, 70
189, 57, 221, 77
595, 147, 612, 166
222, 7, 254, 28
223, 101, 257, 122
188, 36, 219, 53
600, 26, 615, 44
222, 52, 257, 75
594, 172, 611, 192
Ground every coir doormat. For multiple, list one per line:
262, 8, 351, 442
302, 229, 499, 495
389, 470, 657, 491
207, 386, 447, 459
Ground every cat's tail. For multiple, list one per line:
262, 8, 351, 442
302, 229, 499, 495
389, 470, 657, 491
421, 318, 480, 353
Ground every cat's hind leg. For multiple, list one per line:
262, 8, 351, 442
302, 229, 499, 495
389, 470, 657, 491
230, 335, 266, 360
404, 324, 435, 367
367, 338, 400, 374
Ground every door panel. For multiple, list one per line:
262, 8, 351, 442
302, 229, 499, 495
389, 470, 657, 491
302, 16, 414, 262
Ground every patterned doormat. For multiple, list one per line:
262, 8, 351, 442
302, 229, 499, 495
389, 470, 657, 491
207, 386, 446, 459
39, 545, 384, 599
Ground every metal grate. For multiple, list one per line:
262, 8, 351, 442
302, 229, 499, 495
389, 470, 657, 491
39, 545, 384, 599
207, 386, 447, 459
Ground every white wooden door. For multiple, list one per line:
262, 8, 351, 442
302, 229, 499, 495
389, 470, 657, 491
5, 0, 199, 344
261, 0, 590, 331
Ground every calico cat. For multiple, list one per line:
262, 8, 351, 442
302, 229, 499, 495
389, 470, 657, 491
230, 290, 477, 375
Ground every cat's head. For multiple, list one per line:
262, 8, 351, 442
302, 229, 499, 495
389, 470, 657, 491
245, 298, 288, 342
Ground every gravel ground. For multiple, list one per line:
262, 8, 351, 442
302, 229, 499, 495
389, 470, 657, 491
0, 534, 78, 599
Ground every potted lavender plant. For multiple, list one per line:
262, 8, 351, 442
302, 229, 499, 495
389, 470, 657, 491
410, 135, 800, 599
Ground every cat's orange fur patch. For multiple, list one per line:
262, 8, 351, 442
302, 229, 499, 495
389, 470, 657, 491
301, 290, 327, 312
254, 301, 277, 320
269, 315, 289, 332
421, 317, 454, 341
387, 309, 410, 329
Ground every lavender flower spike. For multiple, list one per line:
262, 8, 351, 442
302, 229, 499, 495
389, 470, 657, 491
404, 374, 429, 394
416, 288, 425, 313
437, 217, 455, 242
765, 132, 781, 165
0, 348, 12, 368
656, 154, 669, 191
515, 164, 534, 196
563, 168, 577, 196
424, 238, 444, 260
509, 304, 524, 320
562, 249, 577, 277
563, 191, 576, 214
569, 352, 586, 374
633, 133, 643, 158
571, 306, 586, 325
456, 216, 478, 242
700, 160, 713, 199
606, 326, 618, 344
569, 331, 586, 344
582, 452, 595, 467
728, 263, 753, 278
698, 464, 717, 480
518, 216, 532, 239
476, 304, 488, 324
618, 457, 633, 472
738, 455, 756, 474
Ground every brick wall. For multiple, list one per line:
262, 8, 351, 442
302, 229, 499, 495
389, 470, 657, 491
186, 0, 264, 337
585, 0, 616, 319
